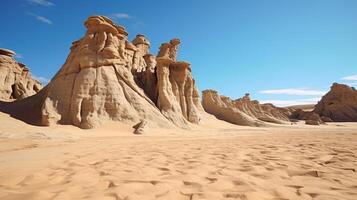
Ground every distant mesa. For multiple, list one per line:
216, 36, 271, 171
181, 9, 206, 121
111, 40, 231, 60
0, 48, 42, 101
202, 90, 292, 126
0, 16, 204, 129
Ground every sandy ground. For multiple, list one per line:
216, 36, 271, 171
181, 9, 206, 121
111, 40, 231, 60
0, 112, 357, 200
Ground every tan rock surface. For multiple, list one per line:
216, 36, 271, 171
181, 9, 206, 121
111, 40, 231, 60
0, 48, 42, 101
41, 16, 173, 129
290, 110, 324, 124
314, 83, 357, 122
0, 16, 205, 129
132, 34, 150, 72
155, 39, 204, 126
202, 90, 292, 126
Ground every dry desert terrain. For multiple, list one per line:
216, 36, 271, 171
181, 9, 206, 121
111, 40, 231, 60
0, 112, 356, 200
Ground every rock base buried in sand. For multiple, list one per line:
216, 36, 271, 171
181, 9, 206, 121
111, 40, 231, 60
290, 110, 325, 125
133, 120, 148, 135
305, 119, 320, 125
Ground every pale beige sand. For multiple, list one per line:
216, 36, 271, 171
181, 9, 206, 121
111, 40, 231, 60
0, 112, 357, 200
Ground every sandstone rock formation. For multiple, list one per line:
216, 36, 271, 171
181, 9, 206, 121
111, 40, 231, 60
314, 83, 357, 122
0, 48, 42, 101
304, 112, 324, 125
134, 38, 204, 127
131, 34, 150, 72
290, 83, 357, 123
0, 16, 204, 129
202, 90, 292, 126
39, 16, 173, 129
155, 39, 204, 126
290, 108, 325, 124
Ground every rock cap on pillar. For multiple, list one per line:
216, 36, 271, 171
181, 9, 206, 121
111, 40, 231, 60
132, 34, 150, 46
0, 48, 16, 57
157, 43, 172, 60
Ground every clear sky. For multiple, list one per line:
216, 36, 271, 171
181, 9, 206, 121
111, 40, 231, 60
1, 0, 357, 106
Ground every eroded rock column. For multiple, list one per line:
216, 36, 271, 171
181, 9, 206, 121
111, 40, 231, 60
155, 39, 203, 125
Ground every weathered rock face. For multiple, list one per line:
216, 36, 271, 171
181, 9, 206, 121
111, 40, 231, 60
155, 39, 204, 126
313, 83, 357, 122
131, 34, 150, 72
131, 37, 204, 127
0, 16, 205, 129
290, 109, 326, 125
132, 36, 157, 103
202, 90, 292, 126
0, 48, 42, 101
40, 16, 172, 129
304, 112, 324, 125
290, 109, 314, 121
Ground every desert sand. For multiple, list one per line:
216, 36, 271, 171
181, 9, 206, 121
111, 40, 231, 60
1, 112, 356, 200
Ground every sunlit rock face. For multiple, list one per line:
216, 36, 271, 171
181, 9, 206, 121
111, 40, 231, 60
202, 90, 292, 126
0, 48, 42, 101
40, 16, 171, 129
154, 39, 204, 127
1, 16, 205, 129
313, 83, 357, 122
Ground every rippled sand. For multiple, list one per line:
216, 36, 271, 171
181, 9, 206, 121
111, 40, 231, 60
0, 113, 356, 200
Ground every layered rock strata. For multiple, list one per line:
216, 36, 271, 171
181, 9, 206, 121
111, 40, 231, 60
0, 48, 42, 101
202, 90, 292, 126
0, 16, 204, 129
154, 39, 203, 126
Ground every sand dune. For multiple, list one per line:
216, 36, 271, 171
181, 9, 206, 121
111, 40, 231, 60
0, 112, 356, 200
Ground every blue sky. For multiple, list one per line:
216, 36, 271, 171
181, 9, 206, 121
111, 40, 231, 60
1, 0, 357, 106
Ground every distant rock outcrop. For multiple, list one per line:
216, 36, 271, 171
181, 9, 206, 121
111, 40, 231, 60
290, 108, 326, 125
314, 83, 357, 122
0, 16, 204, 129
202, 90, 292, 126
289, 83, 357, 123
304, 112, 325, 125
0, 48, 42, 101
